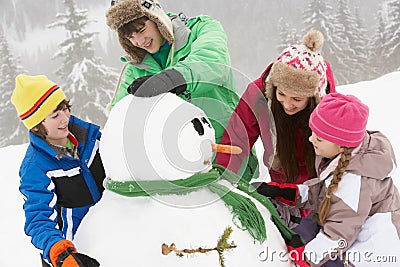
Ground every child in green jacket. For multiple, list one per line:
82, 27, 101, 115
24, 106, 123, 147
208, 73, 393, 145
106, 0, 240, 145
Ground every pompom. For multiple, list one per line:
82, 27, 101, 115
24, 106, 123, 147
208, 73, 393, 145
303, 30, 324, 52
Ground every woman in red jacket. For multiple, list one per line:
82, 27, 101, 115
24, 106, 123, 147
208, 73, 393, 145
216, 30, 336, 250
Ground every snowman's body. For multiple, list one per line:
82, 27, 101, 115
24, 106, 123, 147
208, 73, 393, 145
74, 94, 293, 267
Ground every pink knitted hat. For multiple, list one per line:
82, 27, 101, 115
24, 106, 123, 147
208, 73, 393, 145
309, 93, 369, 147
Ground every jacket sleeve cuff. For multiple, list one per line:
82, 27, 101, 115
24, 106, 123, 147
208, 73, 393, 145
297, 184, 309, 203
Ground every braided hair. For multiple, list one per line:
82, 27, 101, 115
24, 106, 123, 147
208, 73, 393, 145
318, 147, 354, 224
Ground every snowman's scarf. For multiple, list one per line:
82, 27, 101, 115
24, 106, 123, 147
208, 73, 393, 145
105, 164, 303, 246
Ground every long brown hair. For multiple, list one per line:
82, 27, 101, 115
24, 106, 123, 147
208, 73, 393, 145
318, 147, 354, 224
269, 86, 318, 183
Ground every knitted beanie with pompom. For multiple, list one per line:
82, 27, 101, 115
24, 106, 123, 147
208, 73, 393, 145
265, 30, 328, 100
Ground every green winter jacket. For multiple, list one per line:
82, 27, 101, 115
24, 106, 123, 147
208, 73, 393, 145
111, 14, 239, 143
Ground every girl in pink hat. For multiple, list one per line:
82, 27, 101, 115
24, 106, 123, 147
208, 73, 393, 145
216, 30, 338, 265
255, 93, 400, 266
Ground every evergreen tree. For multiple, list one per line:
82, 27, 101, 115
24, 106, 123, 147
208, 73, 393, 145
370, 8, 391, 76
0, 29, 28, 147
48, 0, 118, 127
353, 7, 373, 80
302, 0, 347, 85
334, 0, 369, 83
277, 17, 301, 54
384, 0, 400, 71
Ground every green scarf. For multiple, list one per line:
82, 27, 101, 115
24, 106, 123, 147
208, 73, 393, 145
105, 164, 303, 246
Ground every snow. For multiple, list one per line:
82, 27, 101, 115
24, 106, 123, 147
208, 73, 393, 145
99, 94, 216, 181
1, 72, 400, 266
75, 187, 291, 266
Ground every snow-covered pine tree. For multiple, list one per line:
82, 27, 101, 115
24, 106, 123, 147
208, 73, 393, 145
334, 0, 369, 84
0, 29, 28, 147
302, 0, 347, 85
277, 17, 301, 54
370, 7, 392, 76
48, 0, 118, 127
353, 7, 373, 81
383, 0, 400, 72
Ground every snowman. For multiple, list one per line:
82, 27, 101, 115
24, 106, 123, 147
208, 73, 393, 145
74, 93, 296, 267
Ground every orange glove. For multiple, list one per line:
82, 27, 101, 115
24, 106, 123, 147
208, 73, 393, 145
49, 240, 99, 267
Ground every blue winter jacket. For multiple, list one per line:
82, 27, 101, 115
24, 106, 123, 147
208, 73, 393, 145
19, 115, 105, 262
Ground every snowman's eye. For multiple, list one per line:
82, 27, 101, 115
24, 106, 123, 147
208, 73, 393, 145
191, 118, 204, 136
201, 117, 211, 128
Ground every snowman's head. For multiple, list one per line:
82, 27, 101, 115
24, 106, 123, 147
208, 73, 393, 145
100, 93, 217, 181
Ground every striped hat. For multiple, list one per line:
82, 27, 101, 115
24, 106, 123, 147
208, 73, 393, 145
11, 75, 66, 129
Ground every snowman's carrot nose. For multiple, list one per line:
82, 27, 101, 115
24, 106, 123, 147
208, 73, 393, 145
211, 144, 243, 154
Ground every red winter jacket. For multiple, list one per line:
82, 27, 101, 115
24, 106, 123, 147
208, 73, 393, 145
216, 61, 336, 185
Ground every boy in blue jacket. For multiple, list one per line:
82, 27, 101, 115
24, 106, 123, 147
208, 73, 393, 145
11, 74, 103, 267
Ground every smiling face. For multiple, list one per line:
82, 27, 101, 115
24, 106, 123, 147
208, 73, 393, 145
35, 103, 71, 146
276, 88, 310, 115
309, 132, 343, 159
126, 19, 165, 54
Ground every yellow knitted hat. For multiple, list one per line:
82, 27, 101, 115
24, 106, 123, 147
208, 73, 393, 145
11, 74, 66, 129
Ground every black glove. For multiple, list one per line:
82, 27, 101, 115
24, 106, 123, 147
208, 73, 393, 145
251, 182, 298, 206
56, 247, 100, 267
127, 75, 152, 94
127, 69, 187, 97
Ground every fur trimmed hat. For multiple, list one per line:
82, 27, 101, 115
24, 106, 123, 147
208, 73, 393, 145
11, 75, 66, 129
106, 0, 174, 63
265, 30, 327, 100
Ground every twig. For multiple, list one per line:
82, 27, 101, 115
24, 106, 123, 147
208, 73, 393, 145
161, 227, 237, 267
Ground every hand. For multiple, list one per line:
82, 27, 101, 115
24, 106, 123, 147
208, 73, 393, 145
127, 75, 153, 95
127, 69, 187, 97
50, 240, 100, 267
251, 182, 298, 206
